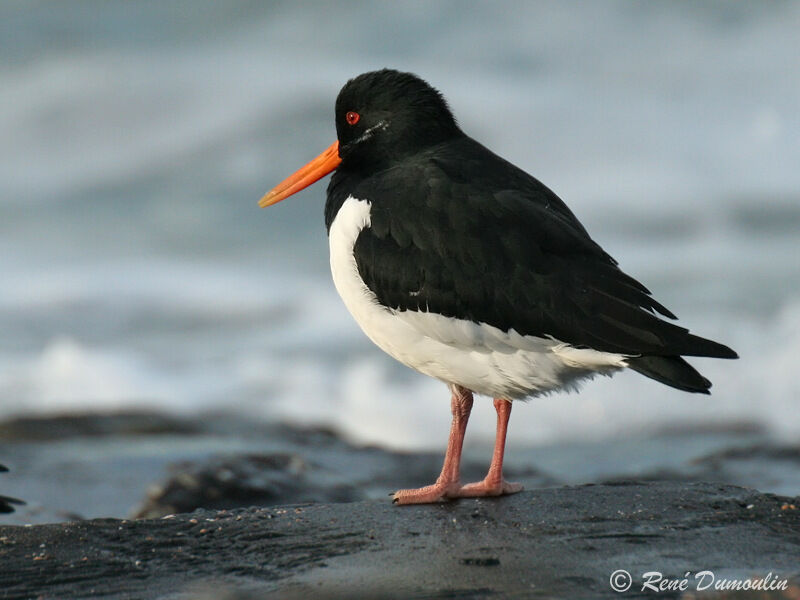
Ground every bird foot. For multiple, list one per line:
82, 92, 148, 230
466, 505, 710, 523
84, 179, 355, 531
456, 478, 523, 498
392, 481, 462, 505
392, 479, 523, 504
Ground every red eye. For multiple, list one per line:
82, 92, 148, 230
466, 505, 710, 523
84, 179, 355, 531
345, 111, 360, 125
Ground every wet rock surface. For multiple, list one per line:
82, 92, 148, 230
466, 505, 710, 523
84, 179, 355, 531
1, 412, 800, 598
0, 411, 558, 525
0, 482, 798, 599
132, 453, 360, 519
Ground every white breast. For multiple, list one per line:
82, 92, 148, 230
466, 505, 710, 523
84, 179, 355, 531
328, 196, 628, 400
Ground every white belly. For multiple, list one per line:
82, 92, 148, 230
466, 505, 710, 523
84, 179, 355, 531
328, 196, 627, 400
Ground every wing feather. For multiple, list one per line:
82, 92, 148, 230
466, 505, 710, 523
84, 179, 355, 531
349, 137, 735, 359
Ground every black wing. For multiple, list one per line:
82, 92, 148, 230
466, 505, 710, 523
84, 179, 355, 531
351, 136, 736, 360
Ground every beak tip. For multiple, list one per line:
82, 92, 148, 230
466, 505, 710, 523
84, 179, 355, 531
259, 140, 340, 209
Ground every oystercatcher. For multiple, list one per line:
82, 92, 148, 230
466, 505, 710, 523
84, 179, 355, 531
260, 69, 737, 504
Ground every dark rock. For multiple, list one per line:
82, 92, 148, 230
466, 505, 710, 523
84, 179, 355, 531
133, 453, 361, 518
0, 410, 557, 523
131, 450, 554, 519
0, 482, 797, 600
0, 411, 202, 442
600, 443, 800, 498
3, 410, 798, 529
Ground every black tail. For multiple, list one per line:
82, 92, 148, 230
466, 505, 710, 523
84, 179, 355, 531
677, 333, 738, 359
627, 355, 716, 394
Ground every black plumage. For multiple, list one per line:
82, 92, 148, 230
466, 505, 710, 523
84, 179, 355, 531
325, 69, 736, 394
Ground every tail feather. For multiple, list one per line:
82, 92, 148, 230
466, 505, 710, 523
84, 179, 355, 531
678, 333, 738, 359
627, 355, 713, 394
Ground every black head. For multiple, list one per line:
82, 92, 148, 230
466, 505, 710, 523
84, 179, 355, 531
259, 69, 461, 210
334, 69, 462, 169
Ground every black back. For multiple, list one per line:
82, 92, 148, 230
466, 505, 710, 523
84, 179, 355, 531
325, 70, 737, 366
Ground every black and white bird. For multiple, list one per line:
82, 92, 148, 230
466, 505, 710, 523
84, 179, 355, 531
260, 69, 737, 504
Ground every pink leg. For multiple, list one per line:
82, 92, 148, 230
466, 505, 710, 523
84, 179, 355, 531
392, 385, 473, 505
456, 398, 523, 497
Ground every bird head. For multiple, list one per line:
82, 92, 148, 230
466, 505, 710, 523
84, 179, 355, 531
260, 69, 460, 207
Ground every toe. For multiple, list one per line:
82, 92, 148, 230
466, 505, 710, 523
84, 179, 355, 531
456, 479, 523, 498
392, 482, 460, 505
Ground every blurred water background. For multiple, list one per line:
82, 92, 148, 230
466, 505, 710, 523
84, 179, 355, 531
1, 1, 798, 451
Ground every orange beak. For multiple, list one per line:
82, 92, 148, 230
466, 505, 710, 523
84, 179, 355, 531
259, 141, 341, 207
